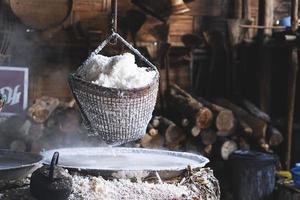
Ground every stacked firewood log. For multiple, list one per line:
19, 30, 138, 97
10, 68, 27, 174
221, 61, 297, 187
0, 96, 85, 153
138, 84, 283, 161
0, 89, 283, 161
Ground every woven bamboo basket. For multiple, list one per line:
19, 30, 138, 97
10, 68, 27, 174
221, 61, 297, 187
69, 33, 159, 145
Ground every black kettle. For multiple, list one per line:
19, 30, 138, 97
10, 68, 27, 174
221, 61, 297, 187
30, 152, 73, 200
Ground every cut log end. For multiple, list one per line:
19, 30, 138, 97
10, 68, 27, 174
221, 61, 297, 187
268, 126, 284, 146
181, 118, 189, 127
221, 140, 238, 160
201, 129, 217, 145
195, 108, 213, 129
165, 124, 186, 149
191, 126, 201, 137
204, 144, 213, 156
215, 98, 267, 139
216, 110, 236, 137
148, 128, 159, 137
151, 116, 161, 128
259, 138, 271, 152
140, 134, 164, 149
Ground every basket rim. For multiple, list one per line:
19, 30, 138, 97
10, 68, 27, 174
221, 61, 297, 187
69, 71, 159, 92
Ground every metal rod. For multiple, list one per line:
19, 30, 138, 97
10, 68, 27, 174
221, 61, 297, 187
111, 0, 118, 33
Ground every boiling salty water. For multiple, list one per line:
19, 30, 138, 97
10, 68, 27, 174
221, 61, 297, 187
57, 153, 199, 170
0, 157, 26, 169
108, 145, 117, 157
43, 147, 207, 171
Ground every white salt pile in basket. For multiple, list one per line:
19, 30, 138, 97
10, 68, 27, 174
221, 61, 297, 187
83, 53, 156, 89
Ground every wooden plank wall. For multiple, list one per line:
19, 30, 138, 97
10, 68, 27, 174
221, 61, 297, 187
274, 0, 292, 19
26, 0, 294, 103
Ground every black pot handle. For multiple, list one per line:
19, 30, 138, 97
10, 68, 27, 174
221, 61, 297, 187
49, 152, 59, 181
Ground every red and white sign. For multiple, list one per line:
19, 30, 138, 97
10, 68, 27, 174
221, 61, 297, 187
0, 66, 29, 115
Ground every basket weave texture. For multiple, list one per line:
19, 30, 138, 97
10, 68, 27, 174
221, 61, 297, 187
68, 33, 159, 145
69, 33, 159, 145
69, 74, 159, 145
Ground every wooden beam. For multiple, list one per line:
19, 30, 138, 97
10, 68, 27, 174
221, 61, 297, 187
239, 25, 285, 29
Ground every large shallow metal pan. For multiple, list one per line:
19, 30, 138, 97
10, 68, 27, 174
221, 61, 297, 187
0, 149, 43, 181
42, 147, 209, 179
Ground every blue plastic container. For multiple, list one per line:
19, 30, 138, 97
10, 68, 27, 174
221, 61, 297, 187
279, 16, 291, 27
291, 163, 300, 188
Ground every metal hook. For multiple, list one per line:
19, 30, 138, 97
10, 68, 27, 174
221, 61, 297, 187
48, 152, 59, 181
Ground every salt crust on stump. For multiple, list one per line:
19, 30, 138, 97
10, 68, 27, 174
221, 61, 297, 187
0, 168, 220, 200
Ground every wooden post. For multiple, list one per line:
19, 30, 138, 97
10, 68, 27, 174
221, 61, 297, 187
257, 0, 274, 113
234, 0, 243, 18
259, 46, 271, 113
242, 0, 252, 38
242, 0, 251, 19
285, 47, 299, 169
258, 0, 274, 37
258, 0, 265, 38
291, 0, 299, 32
165, 45, 171, 90
264, 0, 274, 36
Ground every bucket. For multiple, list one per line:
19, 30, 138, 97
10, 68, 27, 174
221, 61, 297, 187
229, 150, 278, 200
279, 16, 291, 27
291, 163, 300, 188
